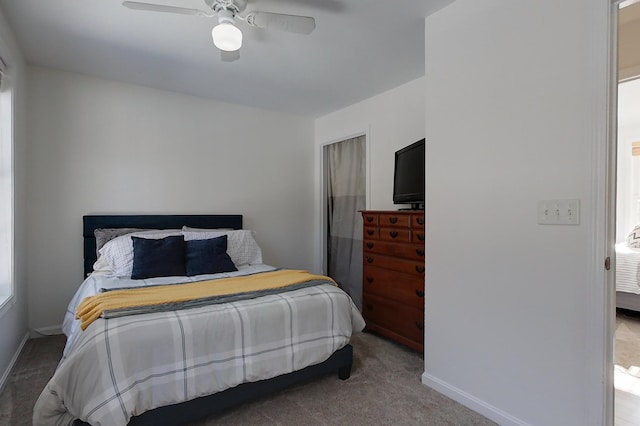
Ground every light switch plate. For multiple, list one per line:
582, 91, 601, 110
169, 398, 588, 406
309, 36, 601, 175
538, 199, 580, 225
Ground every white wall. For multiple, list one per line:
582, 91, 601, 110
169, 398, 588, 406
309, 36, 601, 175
423, 1, 608, 425
616, 79, 640, 242
0, 5, 29, 388
314, 77, 426, 270
26, 68, 314, 331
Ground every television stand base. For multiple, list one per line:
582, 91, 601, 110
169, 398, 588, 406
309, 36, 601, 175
398, 203, 424, 211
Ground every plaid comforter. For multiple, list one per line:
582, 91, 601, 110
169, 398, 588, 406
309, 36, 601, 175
33, 266, 365, 426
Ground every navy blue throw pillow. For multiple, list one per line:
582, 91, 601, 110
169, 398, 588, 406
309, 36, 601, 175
185, 235, 238, 276
131, 235, 186, 279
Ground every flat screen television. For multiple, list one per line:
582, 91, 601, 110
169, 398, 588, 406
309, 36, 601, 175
393, 139, 425, 210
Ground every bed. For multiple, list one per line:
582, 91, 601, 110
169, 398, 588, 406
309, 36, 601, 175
616, 242, 640, 312
33, 214, 365, 426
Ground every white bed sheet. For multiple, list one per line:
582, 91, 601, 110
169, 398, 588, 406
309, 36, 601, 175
35, 265, 365, 425
616, 242, 640, 295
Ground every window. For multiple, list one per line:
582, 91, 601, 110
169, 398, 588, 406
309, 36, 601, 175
0, 56, 13, 313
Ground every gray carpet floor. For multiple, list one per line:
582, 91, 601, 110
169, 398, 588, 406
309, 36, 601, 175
0, 332, 494, 426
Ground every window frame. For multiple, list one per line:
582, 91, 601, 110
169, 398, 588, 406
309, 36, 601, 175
0, 58, 14, 318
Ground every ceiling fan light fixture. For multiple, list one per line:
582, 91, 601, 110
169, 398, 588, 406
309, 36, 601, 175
212, 10, 242, 52
123, 1, 316, 59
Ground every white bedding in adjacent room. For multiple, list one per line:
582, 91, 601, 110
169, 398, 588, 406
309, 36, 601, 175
616, 242, 640, 295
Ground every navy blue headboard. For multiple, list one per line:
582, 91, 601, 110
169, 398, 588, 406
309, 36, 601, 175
83, 214, 243, 277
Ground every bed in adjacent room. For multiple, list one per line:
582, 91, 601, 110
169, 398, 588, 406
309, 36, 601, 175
616, 240, 640, 312
33, 215, 365, 426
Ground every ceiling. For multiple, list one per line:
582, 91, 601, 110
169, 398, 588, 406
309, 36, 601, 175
0, 0, 453, 117
619, 2, 640, 127
620, 1, 640, 81
621, 0, 640, 24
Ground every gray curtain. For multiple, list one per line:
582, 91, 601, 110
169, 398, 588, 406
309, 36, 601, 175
326, 135, 366, 310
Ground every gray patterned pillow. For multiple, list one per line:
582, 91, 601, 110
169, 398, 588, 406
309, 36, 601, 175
182, 229, 263, 266
627, 225, 640, 248
98, 229, 183, 277
94, 228, 145, 257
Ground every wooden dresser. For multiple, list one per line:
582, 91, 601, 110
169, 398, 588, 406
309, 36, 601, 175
360, 210, 425, 352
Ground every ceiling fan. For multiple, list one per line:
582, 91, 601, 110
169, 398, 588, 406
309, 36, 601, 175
122, 0, 316, 62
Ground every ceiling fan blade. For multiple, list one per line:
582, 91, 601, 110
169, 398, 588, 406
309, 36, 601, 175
122, 1, 211, 17
221, 50, 240, 62
245, 12, 316, 35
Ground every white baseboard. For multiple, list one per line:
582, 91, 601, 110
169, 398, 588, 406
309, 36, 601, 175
30, 324, 63, 338
0, 332, 29, 394
421, 372, 530, 426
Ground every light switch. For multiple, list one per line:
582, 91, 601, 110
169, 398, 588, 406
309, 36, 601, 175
537, 199, 580, 225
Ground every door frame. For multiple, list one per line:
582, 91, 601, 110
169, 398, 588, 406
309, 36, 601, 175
603, 1, 640, 424
605, 1, 618, 423
601, 0, 627, 424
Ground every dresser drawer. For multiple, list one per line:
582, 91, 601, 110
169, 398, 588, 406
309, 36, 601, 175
379, 213, 410, 228
411, 230, 425, 244
362, 213, 378, 226
363, 240, 424, 261
363, 254, 425, 276
378, 227, 411, 243
411, 214, 425, 229
363, 294, 424, 344
363, 265, 424, 309
363, 226, 379, 240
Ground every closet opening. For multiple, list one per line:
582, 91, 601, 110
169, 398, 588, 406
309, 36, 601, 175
321, 134, 367, 310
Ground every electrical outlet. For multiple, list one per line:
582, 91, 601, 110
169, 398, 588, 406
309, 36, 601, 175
538, 199, 580, 225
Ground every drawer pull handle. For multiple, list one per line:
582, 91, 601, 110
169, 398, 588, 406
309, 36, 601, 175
416, 266, 425, 273
416, 249, 424, 256
367, 229, 374, 236
366, 304, 374, 311
389, 217, 398, 224
366, 216, 375, 222
415, 322, 424, 331
366, 242, 374, 249
366, 256, 374, 263
389, 231, 398, 238
417, 234, 425, 241
417, 218, 425, 225
366, 276, 374, 283
416, 290, 424, 298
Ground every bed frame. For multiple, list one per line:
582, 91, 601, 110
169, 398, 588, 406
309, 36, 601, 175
617, 291, 640, 312
77, 214, 353, 425
83, 214, 245, 277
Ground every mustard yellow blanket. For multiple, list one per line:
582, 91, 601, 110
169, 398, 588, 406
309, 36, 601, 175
76, 270, 336, 330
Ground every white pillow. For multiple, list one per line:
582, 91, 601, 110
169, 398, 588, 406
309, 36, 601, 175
182, 229, 263, 267
98, 229, 182, 277
628, 225, 640, 248
181, 226, 234, 232
91, 256, 113, 275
